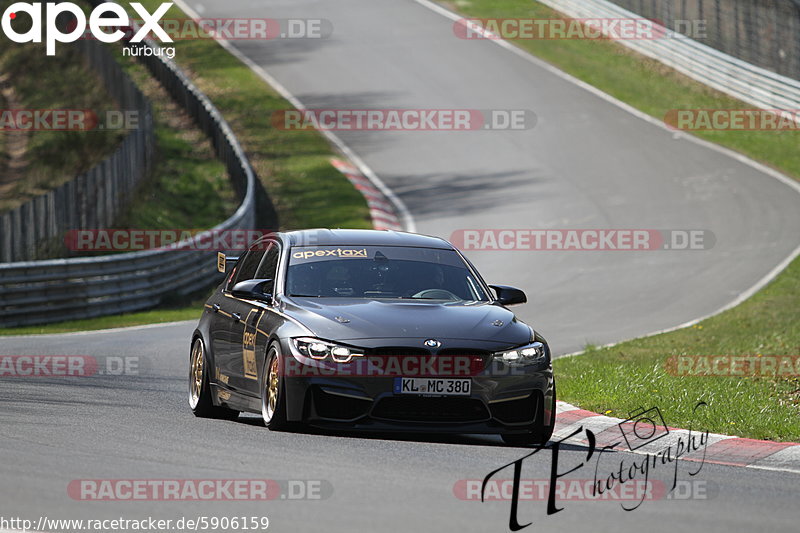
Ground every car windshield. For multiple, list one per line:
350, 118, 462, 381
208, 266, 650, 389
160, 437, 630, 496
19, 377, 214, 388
286, 246, 489, 301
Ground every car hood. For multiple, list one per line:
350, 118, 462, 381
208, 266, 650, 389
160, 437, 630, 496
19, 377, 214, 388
281, 297, 532, 348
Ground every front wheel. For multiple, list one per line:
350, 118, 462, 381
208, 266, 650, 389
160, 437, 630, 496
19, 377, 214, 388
501, 387, 556, 446
189, 337, 239, 420
261, 344, 288, 430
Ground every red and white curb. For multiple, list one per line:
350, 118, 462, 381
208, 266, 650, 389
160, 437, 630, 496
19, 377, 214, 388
331, 158, 403, 231
555, 401, 800, 474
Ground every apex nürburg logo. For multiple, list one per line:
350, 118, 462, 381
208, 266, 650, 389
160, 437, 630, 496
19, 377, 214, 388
1, 2, 173, 55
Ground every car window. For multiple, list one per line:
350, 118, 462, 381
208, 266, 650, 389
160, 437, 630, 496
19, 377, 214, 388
254, 243, 280, 294
285, 246, 489, 301
232, 248, 265, 286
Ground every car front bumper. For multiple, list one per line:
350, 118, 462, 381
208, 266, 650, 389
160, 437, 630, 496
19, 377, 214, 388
279, 339, 555, 435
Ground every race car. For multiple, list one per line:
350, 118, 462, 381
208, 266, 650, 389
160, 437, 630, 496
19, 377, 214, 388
189, 229, 555, 445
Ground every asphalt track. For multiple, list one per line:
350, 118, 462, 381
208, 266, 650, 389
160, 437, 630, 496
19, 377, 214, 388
2, 324, 800, 532
2, 0, 800, 531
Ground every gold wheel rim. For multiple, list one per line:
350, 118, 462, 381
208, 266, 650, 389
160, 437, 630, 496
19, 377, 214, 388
266, 355, 279, 419
190, 341, 203, 406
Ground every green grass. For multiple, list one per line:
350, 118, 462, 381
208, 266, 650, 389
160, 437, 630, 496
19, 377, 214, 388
109, 48, 236, 231
451, 0, 800, 441
0, 0, 236, 247
554, 256, 800, 441
130, 0, 372, 231
0, 302, 206, 336
0, 37, 124, 212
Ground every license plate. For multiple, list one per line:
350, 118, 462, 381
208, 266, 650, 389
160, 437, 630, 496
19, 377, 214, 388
393, 377, 471, 396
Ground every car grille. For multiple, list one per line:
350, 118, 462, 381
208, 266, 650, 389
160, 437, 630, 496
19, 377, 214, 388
372, 397, 490, 423
365, 347, 431, 356
365, 347, 491, 376
438, 348, 492, 374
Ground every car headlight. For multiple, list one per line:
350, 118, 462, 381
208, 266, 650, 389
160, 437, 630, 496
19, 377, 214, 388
292, 337, 364, 363
494, 341, 549, 366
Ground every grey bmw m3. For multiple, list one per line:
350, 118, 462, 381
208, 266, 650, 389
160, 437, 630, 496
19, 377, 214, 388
189, 229, 555, 445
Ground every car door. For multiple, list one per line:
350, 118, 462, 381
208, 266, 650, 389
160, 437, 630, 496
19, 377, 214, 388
208, 280, 233, 375
227, 241, 282, 395
216, 246, 265, 391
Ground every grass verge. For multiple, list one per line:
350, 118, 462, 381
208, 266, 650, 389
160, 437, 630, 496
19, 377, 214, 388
554, 258, 800, 442
0, 37, 124, 212
109, 47, 237, 231
450, 0, 800, 440
131, 0, 372, 232
1, 0, 236, 246
0, 299, 207, 336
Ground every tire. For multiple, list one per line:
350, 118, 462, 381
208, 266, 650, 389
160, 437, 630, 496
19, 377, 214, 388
501, 387, 556, 447
189, 337, 239, 420
261, 343, 288, 430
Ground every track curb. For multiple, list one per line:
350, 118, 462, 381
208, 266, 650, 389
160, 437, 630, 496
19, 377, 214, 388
331, 158, 403, 231
555, 401, 800, 473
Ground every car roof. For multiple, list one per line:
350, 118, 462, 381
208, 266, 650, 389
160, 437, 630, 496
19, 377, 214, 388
278, 229, 454, 250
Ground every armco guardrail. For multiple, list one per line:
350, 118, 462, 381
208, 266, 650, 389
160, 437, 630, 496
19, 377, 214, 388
0, 30, 259, 328
537, 0, 800, 115
606, 0, 800, 81
0, 38, 155, 263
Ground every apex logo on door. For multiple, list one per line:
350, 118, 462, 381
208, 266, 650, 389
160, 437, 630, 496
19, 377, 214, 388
1, 2, 174, 55
242, 309, 261, 380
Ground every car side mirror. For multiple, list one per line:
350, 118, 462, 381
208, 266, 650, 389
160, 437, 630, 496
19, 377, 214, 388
231, 279, 274, 304
489, 285, 527, 306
